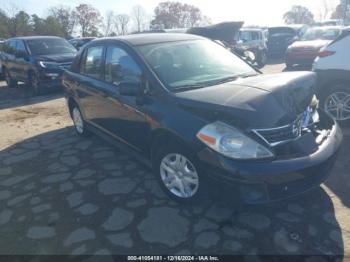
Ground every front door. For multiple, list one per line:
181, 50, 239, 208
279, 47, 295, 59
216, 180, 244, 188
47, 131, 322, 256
99, 45, 150, 152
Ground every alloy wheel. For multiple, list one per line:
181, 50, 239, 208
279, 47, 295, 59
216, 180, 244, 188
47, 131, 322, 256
72, 107, 84, 134
160, 153, 199, 198
324, 92, 350, 121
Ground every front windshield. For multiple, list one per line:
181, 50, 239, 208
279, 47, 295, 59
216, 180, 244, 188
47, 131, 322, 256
300, 28, 341, 41
138, 39, 257, 91
26, 38, 77, 55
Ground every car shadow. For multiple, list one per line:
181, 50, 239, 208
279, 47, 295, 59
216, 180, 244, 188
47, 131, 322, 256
0, 126, 346, 256
324, 135, 350, 208
0, 82, 62, 110
266, 56, 285, 65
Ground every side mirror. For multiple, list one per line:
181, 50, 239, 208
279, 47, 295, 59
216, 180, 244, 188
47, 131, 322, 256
119, 82, 140, 97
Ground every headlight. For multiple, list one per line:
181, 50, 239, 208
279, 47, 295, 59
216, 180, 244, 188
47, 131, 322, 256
197, 121, 274, 160
39, 61, 59, 69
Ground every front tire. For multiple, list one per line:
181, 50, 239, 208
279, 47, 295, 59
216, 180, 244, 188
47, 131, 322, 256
321, 84, 350, 126
29, 72, 41, 96
71, 106, 90, 136
153, 142, 206, 203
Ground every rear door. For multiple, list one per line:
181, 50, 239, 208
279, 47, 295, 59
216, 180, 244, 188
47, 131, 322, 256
15, 40, 30, 81
75, 45, 106, 124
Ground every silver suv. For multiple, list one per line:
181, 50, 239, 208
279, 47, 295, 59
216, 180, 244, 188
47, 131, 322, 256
237, 28, 268, 67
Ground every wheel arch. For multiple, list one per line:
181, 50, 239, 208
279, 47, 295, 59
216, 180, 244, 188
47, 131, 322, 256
318, 78, 350, 100
149, 128, 195, 162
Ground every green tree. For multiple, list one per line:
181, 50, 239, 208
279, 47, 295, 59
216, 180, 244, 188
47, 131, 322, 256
48, 6, 76, 38
0, 9, 9, 38
283, 5, 315, 25
31, 14, 46, 35
8, 11, 33, 37
44, 16, 64, 36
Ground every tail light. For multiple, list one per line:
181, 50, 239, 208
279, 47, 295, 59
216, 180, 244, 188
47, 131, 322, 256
318, 50, 336, 58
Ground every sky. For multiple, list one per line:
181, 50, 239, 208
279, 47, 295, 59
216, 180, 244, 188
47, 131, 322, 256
2, 0, 340, 26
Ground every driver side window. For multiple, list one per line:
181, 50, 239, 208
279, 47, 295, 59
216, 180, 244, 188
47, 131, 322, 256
104, 46, 141, 86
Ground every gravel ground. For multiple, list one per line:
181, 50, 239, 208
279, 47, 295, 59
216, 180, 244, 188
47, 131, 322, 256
0, 62, 349, 257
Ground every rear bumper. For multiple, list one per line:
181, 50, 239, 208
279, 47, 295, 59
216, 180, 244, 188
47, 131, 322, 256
286, 52, 318, 66
198, 115, 342, 203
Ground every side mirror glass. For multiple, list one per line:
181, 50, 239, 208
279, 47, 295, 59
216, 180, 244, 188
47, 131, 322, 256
119, 82, 140, 96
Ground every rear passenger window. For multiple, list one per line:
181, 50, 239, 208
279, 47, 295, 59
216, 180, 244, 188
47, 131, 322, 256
17, 40, 27, 55
82, 46, 104, 79
4, 40, 16, 55
104, 46, 141, 85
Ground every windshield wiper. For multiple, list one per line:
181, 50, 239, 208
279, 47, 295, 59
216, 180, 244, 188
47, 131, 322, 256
173, 83, 207, 92
213, 74, 258, 85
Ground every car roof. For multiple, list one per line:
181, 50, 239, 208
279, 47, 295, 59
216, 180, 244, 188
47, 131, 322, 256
240, 28, 263, 32
9, 36, 64, 41
343, 26, 350, 32
308, 26, 343, 30
72, 37, 96, 40
93, 33, 204, 46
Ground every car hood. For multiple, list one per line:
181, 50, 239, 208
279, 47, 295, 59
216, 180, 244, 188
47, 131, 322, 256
290, 40, 330, 50
34, 53, 76, 63
175, 72, 316, 129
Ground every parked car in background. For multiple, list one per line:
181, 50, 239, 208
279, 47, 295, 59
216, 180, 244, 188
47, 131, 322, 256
313, 27, 350, 125
237, 28, 268, 67
315, 19, 344, 27
1, 36, 77, 95
267, 25, 308, 56
63, 33, 342, 203
186, 22, 258, 65
286, 26, 342, 68
69, 37, 96, 50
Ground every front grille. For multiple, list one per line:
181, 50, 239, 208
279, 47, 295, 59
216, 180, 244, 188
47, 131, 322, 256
253, 115, 303, 146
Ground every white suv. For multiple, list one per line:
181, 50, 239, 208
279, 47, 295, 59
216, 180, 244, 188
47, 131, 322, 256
313, 27, 350, 125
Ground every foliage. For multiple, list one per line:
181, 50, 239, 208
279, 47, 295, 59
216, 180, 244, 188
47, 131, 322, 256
115, 14, 130, 35
73, 4, 102, 37
48, 6, 76, 38
283, 5, 315, 25
151, 1, 205, 29
131, 5, 148, 32
332, 0, 350, 22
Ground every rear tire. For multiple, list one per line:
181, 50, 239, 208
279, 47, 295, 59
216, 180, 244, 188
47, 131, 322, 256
257, 50, 268, 68
320, 84, 350, 126
29, 72, 41, 96
153, 142, 208, 204
4, 69, 17, 88
71, 105, 90, 137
